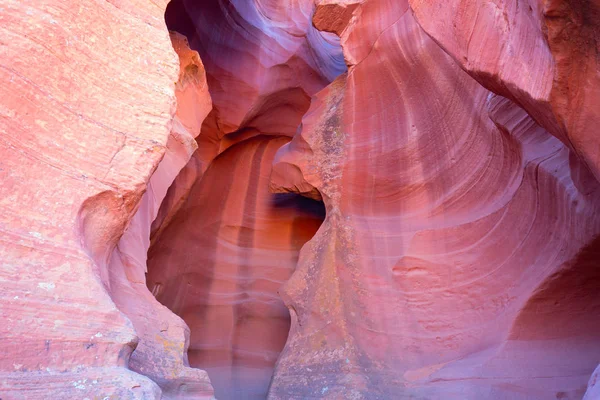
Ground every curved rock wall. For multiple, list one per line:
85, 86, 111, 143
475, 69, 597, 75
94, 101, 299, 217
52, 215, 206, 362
164, 0, 346, 138
147, 136, 324, 399
0, 0, 185, 398
270, 1, 600, 398
146, 1, 343, 398
409, 0, 600, 183
2, 0, 600, 399
106, 32, 214, 399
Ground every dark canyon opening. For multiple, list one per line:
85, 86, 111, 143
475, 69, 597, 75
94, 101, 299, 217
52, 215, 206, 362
144, 0, 346, 398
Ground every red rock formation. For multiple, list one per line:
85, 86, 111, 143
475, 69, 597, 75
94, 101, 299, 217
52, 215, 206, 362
2, 0, 600, 399
0, 0, 197, 398
147, 136, 324, 399
409, 0, 600, 184
313, 1, 361, 36
106, 32, 214, 398
270, 1, 600, 398
164, 0, 346, 139
144, 2, 343, 398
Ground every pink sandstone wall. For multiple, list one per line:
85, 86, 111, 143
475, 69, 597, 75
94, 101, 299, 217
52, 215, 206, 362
1, 0, 600, 399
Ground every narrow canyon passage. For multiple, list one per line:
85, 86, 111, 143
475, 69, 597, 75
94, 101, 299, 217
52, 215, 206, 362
146, 135, 325, 399
4, 0, 600, 399
101, 0, 600, 398
143, 0, 344, 398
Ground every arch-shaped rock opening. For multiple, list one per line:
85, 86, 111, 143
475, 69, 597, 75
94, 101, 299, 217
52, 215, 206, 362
141, 1, 346, 398
147, 136, 325, 399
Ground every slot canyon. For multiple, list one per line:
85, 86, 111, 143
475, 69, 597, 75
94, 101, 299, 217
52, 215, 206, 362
1, 1, 600, 400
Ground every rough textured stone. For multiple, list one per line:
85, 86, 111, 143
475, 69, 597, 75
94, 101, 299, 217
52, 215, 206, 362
0, 1, 218, 397
313, 0, 361, 36
0, 0, 192, 398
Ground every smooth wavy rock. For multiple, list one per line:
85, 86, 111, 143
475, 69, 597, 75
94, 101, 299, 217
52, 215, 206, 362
164, 0, 346, 138
270, 2, 600, 398
408, 0, 600, 184
0, 0, 193, 398
3, 0, 600, 399
147, 136, 324, 400
150, 0, 347, 255
106, 32, 214, 399
143, 2, 343, 398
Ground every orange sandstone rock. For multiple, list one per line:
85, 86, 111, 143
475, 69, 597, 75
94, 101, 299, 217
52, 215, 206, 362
147, 135, 324, 399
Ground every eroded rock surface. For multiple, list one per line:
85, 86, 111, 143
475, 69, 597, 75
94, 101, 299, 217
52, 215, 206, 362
409, 0, 600, 183
107, 32, 214, 399
141, 2, 345, 398
0, 0, 191, 398
165, 0, 346, 139
147, 136, 324, 399
270, 1, 600, 399
2, 0, 600, 399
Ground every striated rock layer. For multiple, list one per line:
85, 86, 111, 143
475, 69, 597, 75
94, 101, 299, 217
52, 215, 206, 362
409, 0, 600, 184
2, 0, 600, 399
0, 0, 214, 398
142, 1, 346, 399
147, 136, 324, 399
270, 1, 600, 399
105, 32, 214, 399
